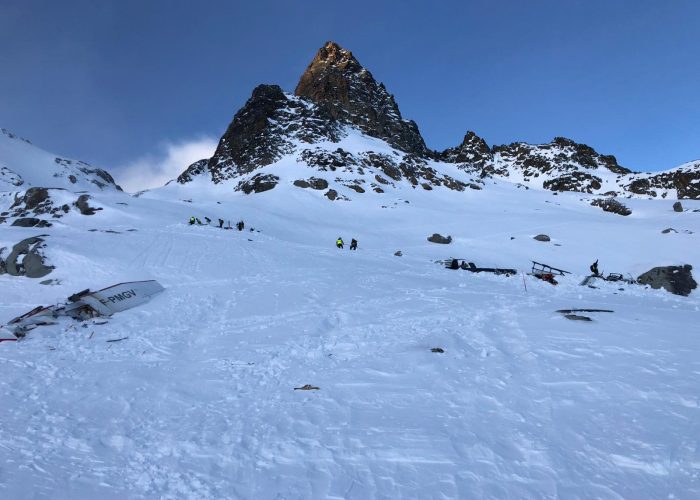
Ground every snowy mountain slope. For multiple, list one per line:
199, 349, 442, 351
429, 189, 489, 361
1, 39, 700, 499
1, 173, 700, 499
0, 128, 122, 192
176, 41, 699, 201
0, 129, 125, 230
442, 134, 700, 200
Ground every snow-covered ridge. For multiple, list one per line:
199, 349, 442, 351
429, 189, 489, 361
0, 127, 122, 192
175, 41, 699, 200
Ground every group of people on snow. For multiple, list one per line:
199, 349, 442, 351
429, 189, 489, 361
189, 216, 246, 231
336, 237, 358, 250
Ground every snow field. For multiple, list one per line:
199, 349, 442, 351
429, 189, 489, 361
1, 180, 699, 499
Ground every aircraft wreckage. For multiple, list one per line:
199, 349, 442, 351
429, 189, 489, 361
4, 280, 164, 337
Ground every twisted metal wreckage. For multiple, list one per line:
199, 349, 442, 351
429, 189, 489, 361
3, 280, 165, 338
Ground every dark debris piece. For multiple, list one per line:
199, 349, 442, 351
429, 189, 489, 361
564, 314, 592, 321
556, 309, 614, 314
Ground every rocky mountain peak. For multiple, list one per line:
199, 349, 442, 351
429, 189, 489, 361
439, 131, 493, 168
180, 84, 342, 185
307, 41, 363, 74
295, 41, 427, 156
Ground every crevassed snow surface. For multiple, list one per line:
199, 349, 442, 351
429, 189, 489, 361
1, 177, 699, 499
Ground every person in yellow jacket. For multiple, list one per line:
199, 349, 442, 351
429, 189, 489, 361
336, 237, 344, 249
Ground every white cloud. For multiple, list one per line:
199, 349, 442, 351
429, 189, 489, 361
115, 137, 217, 193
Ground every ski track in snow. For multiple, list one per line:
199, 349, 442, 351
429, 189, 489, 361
1, 186, 700, 499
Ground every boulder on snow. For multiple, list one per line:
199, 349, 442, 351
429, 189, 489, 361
2, 236, 54, 278
235, 173, 279, 194
533, 234, 551, 242
325, 189, 338, 201
11, 217, 52, 228
591, 197, 632, 216
293, 177, 329, 190
673, 201, 683, 212
661, 228, 678, 234
394, 250, 403, 257
20, 187, 51, 210
637, 264, 697, 297
74, 194, 102, 215
427, 233, 452, 244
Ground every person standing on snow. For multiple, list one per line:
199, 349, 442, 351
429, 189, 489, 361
189, 216, 196, 225
590, 259, 600, 277
350, 238, 358, 250
336, 237, 344, 249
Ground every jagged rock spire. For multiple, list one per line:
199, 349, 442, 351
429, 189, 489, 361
194, 84, 341, 184
439, 131, 493, 167
295, 41, 428, 156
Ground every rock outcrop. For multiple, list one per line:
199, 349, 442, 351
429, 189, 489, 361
591, 198, 632, 216
174, 41, 700, 201
295, 41, 427, 156
204, 85, 341, 184
427, 233, 452, 244
0, 188, 101, 225
0, 128, 122, 191
624, 162, 700, 199
0, 236, 54, 278
637, 265, 697, 296
439, 131, 493, 170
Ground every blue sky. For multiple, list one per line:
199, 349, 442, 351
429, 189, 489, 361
1, 0, 698, 186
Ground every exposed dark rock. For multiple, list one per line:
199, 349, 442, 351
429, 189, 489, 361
235, 173, 279, 194
427, 233, 452, 244
2, 187, 94, 224
299, 148, 356, 172
673, 201, 683, 212
21, 187, 50, 210
4, 236, 54, 278
440, 131, 493, 168
533, 234, 551, 242
637, 265, 697, 296
544, 172, 602, 193
75, 194, 102, 215
308, 177, 329, 190
591, 198, 632, 216
204, 85, 341, 184
177, 159, 209, 184
374, 175, 389, 185
394, 250, 402, 257
293, 177, 329, 190
661, 228, 677, 234
488, 138, 630, 193
346, 183, 365, 193
295, 41, 427, 156
11, 217, 51, 228
625, 165, 700, 200
325, 189, 338, 201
